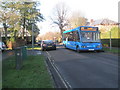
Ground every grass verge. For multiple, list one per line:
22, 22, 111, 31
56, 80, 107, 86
27, 45, 41, 50
103, 47, 120, 54
2, 55, 53, 88
27, 47, 41, 50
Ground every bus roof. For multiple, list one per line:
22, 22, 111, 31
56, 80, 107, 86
63, 26, 98, 33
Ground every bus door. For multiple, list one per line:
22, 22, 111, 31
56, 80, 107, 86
73, 31, 80, 50
65, 37, 68, 46
67, 37, 73, 49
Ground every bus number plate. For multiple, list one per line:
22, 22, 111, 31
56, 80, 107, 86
88, 49, 94, 51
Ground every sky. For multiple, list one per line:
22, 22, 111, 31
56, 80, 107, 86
37, 0, 119, 35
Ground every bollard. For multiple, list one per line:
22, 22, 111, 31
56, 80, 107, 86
15, 47, 22, 70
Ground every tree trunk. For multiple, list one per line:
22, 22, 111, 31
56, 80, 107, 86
22, 26, 25, 39
3, 23, 8, 43
60, 28, 63, 42
22, 14, 26, 39
14, 30, 17, 41
5, 27, 8, 41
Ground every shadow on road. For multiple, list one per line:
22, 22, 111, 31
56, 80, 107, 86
55, 45, 102, 53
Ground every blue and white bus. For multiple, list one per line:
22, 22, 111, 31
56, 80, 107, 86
63, 26, 102, 52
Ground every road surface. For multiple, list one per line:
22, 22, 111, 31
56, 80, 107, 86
46, 45, 118, 88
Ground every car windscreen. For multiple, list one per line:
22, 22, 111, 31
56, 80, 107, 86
43, 40, 53, 44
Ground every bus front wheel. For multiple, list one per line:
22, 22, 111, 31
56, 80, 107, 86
64, 44, 67, 48
76, 46, 80, 53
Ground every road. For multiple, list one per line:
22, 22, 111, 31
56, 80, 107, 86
46, 45, 118, 88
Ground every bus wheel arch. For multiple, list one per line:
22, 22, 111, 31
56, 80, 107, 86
76, 45, 80, 53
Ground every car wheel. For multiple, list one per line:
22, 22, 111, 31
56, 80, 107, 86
41, 47, 44, 51
54, 47, 56, 50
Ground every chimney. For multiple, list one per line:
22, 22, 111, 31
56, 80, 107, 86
90, 19, 94, 26
90, 19, 94, 23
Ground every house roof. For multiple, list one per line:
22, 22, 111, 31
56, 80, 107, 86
91, 19, 118, 26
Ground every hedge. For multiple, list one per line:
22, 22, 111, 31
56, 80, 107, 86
101, 39, 120, 47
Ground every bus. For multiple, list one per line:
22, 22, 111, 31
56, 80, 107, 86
63, 26, 102, 52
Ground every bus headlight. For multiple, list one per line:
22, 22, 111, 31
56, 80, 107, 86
96, 45, 101, 48
81, 46, 86, 48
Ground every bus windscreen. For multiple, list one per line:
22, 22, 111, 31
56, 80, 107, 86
81, 32, 100, 43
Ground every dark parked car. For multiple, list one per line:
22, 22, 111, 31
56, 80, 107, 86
41, 40, 56, 51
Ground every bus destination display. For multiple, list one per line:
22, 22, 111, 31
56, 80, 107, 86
81, 27, 98, 31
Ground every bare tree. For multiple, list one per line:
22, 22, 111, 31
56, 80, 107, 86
50, 2, 69, 38
38, 32, 61, 41
68, 11, 87, 28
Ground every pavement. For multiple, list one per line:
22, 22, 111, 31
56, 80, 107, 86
2, 49, 42, 60
27, 50, 42, 56
2, 50, 15, 60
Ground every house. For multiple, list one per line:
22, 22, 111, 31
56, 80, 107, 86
87, 18, 118, 33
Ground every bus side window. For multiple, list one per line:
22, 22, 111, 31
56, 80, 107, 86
73, 31, 80, 42
72, 31, 76, 41
67, 32, 73, 41
77, 32, 80, 42
70, 31, 79, 42
64, 33, 69, 41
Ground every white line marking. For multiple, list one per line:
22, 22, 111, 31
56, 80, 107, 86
46, 51, 51, 58
46, 51, 72, 88
53, 63, 72, 88
47, 56, 68, 88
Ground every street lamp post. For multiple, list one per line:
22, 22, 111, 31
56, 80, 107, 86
32, 23, 34, 50
30, 19, 34, 51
